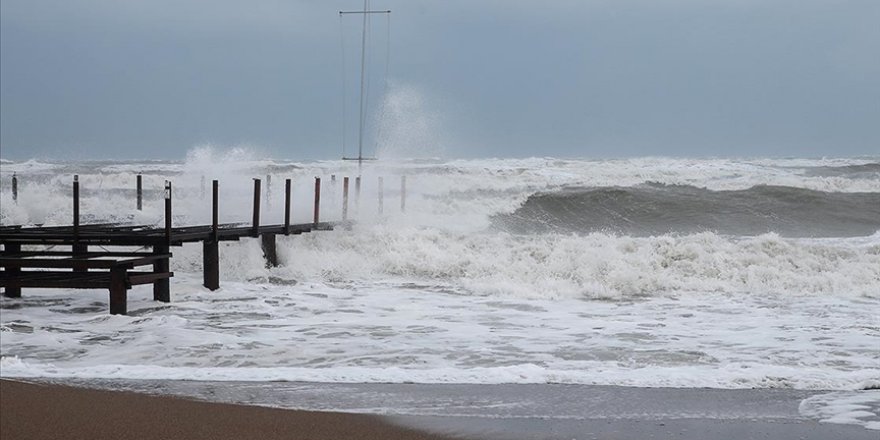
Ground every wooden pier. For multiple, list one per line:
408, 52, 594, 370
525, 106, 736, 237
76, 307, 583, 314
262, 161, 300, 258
0, 175, 351, 315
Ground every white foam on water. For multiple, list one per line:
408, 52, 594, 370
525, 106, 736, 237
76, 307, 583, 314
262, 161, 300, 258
1, 155, 879, 415
800, 391, 880, 430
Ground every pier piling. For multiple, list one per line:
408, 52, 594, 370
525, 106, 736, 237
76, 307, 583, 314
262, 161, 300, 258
204, 179, 220, 291
284, 178, 292, 235
164, 181, 172, 245
343, 177, 350, 221
355, 176, 361, 214
314, 177, 321, 225
136, 174, 143, 211
261, 233, 278, 268
252, 179, 261, 237
401, 176, 407, 212
12, 173, 17, 204
378, 176, 384, 215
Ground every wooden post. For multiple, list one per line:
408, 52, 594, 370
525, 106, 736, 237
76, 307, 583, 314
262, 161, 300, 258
153, 244, 170, 302
212, 180, 219, 242
164, 181, 172, 245
252, 178, 261, 237
73, 175, 80, 236
204, 179, 220, 291
342, 177, 350, 221
72, 243, 88, 273
378, 176, 384, 215
2, 243, 21, 298
136, 174, 143, 211
400, 175, 407, 212
314, 177, 321, 225
109, 267, 127, 315
11, 173, 17, 204
284, 178, 291, 235
203, 240, 219, 291
261, 233, 277, 267
355, 176, 361, 213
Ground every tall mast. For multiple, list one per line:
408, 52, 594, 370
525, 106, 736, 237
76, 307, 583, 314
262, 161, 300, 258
357, 0, 368, 175
340, 4, 390, 176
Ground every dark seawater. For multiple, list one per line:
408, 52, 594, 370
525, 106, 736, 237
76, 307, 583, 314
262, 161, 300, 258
493, 183, 880, 237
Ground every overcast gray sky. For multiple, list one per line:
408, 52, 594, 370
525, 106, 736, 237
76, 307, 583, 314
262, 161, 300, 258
1, 0, 878, 160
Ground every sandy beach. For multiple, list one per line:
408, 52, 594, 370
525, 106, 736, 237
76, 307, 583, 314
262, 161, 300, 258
0, 379, 459, 440
3, 378, 877, 440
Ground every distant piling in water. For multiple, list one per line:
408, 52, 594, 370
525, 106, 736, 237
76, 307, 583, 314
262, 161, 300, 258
12, 173, 18, 204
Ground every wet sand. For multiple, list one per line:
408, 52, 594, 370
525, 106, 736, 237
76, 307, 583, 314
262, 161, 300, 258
2, 379, 876, 440
0, 379, 459, 440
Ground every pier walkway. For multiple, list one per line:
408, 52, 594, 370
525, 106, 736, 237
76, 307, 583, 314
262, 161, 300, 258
0, 175, 356, 314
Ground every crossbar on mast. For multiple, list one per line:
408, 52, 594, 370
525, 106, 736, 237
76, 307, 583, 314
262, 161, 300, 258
339, 10, 391, 14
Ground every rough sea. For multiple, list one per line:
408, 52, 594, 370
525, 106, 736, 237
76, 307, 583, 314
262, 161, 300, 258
1, 150, 879, 430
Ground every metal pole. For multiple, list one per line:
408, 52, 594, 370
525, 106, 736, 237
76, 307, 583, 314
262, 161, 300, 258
314, 177, 322, 225
252, 178, 261, 237
378, 176, 384, 215
342, 177, 350, 221
357, 0, 368, 174
284, 178, 292, 235
136, 174, 143, 211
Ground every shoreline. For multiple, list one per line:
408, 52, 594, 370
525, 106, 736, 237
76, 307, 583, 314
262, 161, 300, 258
0, 379, 460, 440
3, 378, 877, 440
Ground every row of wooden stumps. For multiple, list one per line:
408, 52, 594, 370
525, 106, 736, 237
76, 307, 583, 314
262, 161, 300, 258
200, 174, 407, 292
10, 172, 408, 215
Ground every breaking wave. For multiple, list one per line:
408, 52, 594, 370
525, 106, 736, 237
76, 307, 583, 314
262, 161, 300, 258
493, 184, 880, 237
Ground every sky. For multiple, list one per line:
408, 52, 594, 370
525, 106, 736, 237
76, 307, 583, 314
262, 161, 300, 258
1, 0, 878, 161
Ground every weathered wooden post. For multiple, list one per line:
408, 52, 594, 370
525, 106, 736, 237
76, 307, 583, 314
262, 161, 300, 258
378, 176, 384, 215
153, 180, 172, 302
252, 178, 261, 237
355, 176, 361, 214
284, 178, 292, 235
314, 177, 321, 225
72, 175, 88, 273
164, 181, 172, 245
401, 175, 407, 212
11, 173, 17, 204
342, 177, 350, 221
261, 233, 278, 268
211, 180, 219, 241
73, 175, 80, 236
136, 174, 143, 210
109, 267, 127, 315
203, 180, 220, 291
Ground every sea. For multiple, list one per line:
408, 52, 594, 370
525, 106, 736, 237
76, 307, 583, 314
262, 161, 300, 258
1, 150, 879, 431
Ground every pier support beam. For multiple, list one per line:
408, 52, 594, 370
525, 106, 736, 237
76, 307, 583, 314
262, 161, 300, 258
153, 244, 170, 302
203, 239, 220, 290
261, 233, 278, 268
109, 267, 127, 315
2, 243, 21, 298
72, 244, 88, 273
